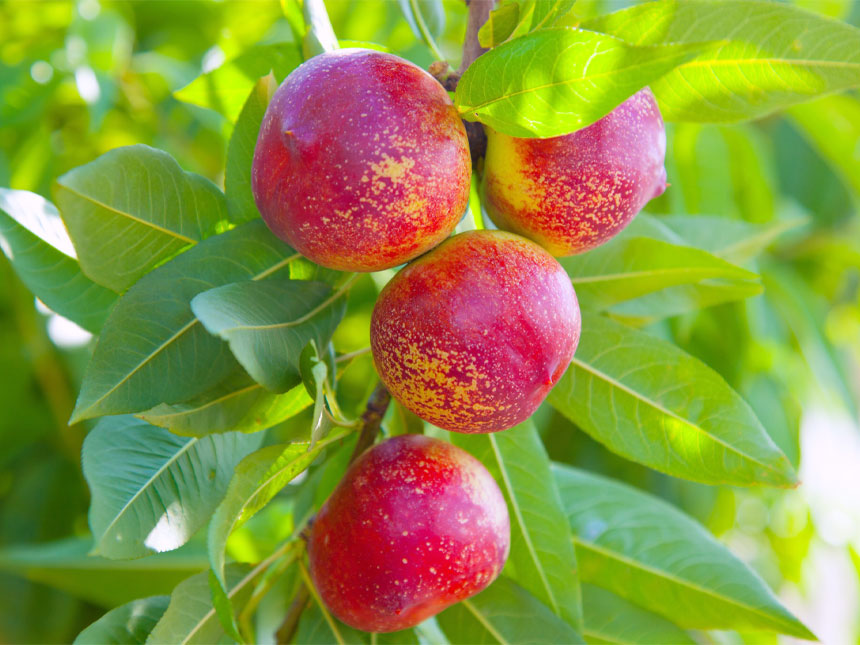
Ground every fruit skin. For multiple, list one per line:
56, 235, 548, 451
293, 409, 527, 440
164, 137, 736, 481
251, 49, 471, 272
482, 87, 667, 256
307, 435, 510, 633
371, 230, 580, 434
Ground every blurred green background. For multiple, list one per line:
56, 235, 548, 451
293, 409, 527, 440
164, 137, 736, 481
1, 0, 859, 642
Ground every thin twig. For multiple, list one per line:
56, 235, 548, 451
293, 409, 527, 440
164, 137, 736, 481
457, 0, 494, 76
349, 381, 391, 464
275, 584, 311, 644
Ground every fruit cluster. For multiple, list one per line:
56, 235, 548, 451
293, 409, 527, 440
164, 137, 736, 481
252, 49, 666, 632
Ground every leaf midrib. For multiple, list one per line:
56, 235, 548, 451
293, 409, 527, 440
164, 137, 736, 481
572, 537, 801, 633
488, 434, 560, 615
57, 184, 197, 244
461, 598, 510, 645
569, 265, 753, 285
568, 356, 788, 479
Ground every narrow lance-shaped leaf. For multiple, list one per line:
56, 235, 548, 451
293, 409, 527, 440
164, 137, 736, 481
584, 0, 860, 123
225, 73, 277, 224
75, 596, 170, 645
560, 235, 759, 310
580, 584, 694, 645
303, 0, 339, 58
455, 28, 707, 138
208, 429, 351, 593
437, 576, 584, 644
192, 278, 348, 393
53, 145, 228, 292
547, 312, 797, 487
71, 220, 299, 423
399, 0, 445, 41
146, 564, 256, 645
83, 415, 264, 559
0, 188, 117, 333
0, 537, 207, 608
553, 464, 815, 639
138, 367, 312, 437
478, 3, 520, 48
451, 421, 582, 631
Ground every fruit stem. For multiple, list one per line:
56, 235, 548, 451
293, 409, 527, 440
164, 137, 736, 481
349, 381, 392, 464
410, 0, 446, 61
334, 346, 371, 365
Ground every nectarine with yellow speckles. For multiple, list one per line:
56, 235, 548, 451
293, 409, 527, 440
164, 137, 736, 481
308, 434, 510, 633
482, 88, 667, 256
251, 49, 471, 272
371, 230, 580, 434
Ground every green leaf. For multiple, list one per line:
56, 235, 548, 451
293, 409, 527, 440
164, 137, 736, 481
225, 73, 277, 224
530, 0, 579, 33
83, 415, 264, 559
632, 214, 806, 265
584, 0, 860, 123
547, 312, 798, 487
787, 93, 860, 198
763, 264, 859, 420
561, 235, 759, 310
581, 584, 693, 644
175, 42, 302, 121
192, 279, 348, 393
138, 368, 312, 437
437, 577, 584, 644
53, 145, 228, 293
478, 3, 520, 48
553, 464, 815, 638
75, 596, 169, 644
70, 220, 298, 423
208, 429, 350, 592
399, 0, 445, 40
0, 188, 117, 333
146, 564, 255, 645
303, 0, 339, 58
455, 27, 706, 138
451, 421, 582, 631
0, 537, 207, 608
293, 601, 367, 644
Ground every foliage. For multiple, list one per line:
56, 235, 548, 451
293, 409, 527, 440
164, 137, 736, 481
1, 0, 859, 643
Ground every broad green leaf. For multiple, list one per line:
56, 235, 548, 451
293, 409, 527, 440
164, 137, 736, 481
225, 73, 277, 224
553, 464, 815, 638
0, 188, 117, 333
437, 577, 584, 644
763, 264, 859, 420
175, 42, 302, 121
399, 0, 445, 41
294, 602, 366, 644
53, 145, 227, 293
452, 421, 582, 630
75, 596, 169, 644
787, 94, 860, 198
192, 279, 347, 393
138, 368, 311, 437
0, 537, 207, 608
561, 236, 758, 310
83, 415, 264, 559
478, 3, 520, 48
208, 429, 350, 592
584, 0, 860, 123
530, 0, 579, 32
70, 220, 298, 423
547, 312, 797, 486
631, 214, 806, 265
303, 0, 339, 58
580, 584, 693, 644
146, 564, 255, 645
455, 27, 706, 138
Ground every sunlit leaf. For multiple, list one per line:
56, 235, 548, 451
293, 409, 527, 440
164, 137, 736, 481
553, 464, 815, 638
83, 416, 263, 559
581, 584, 693, 644
547, 312, 798, 486
456, 28, 706, 138
585, 0, 860, 123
